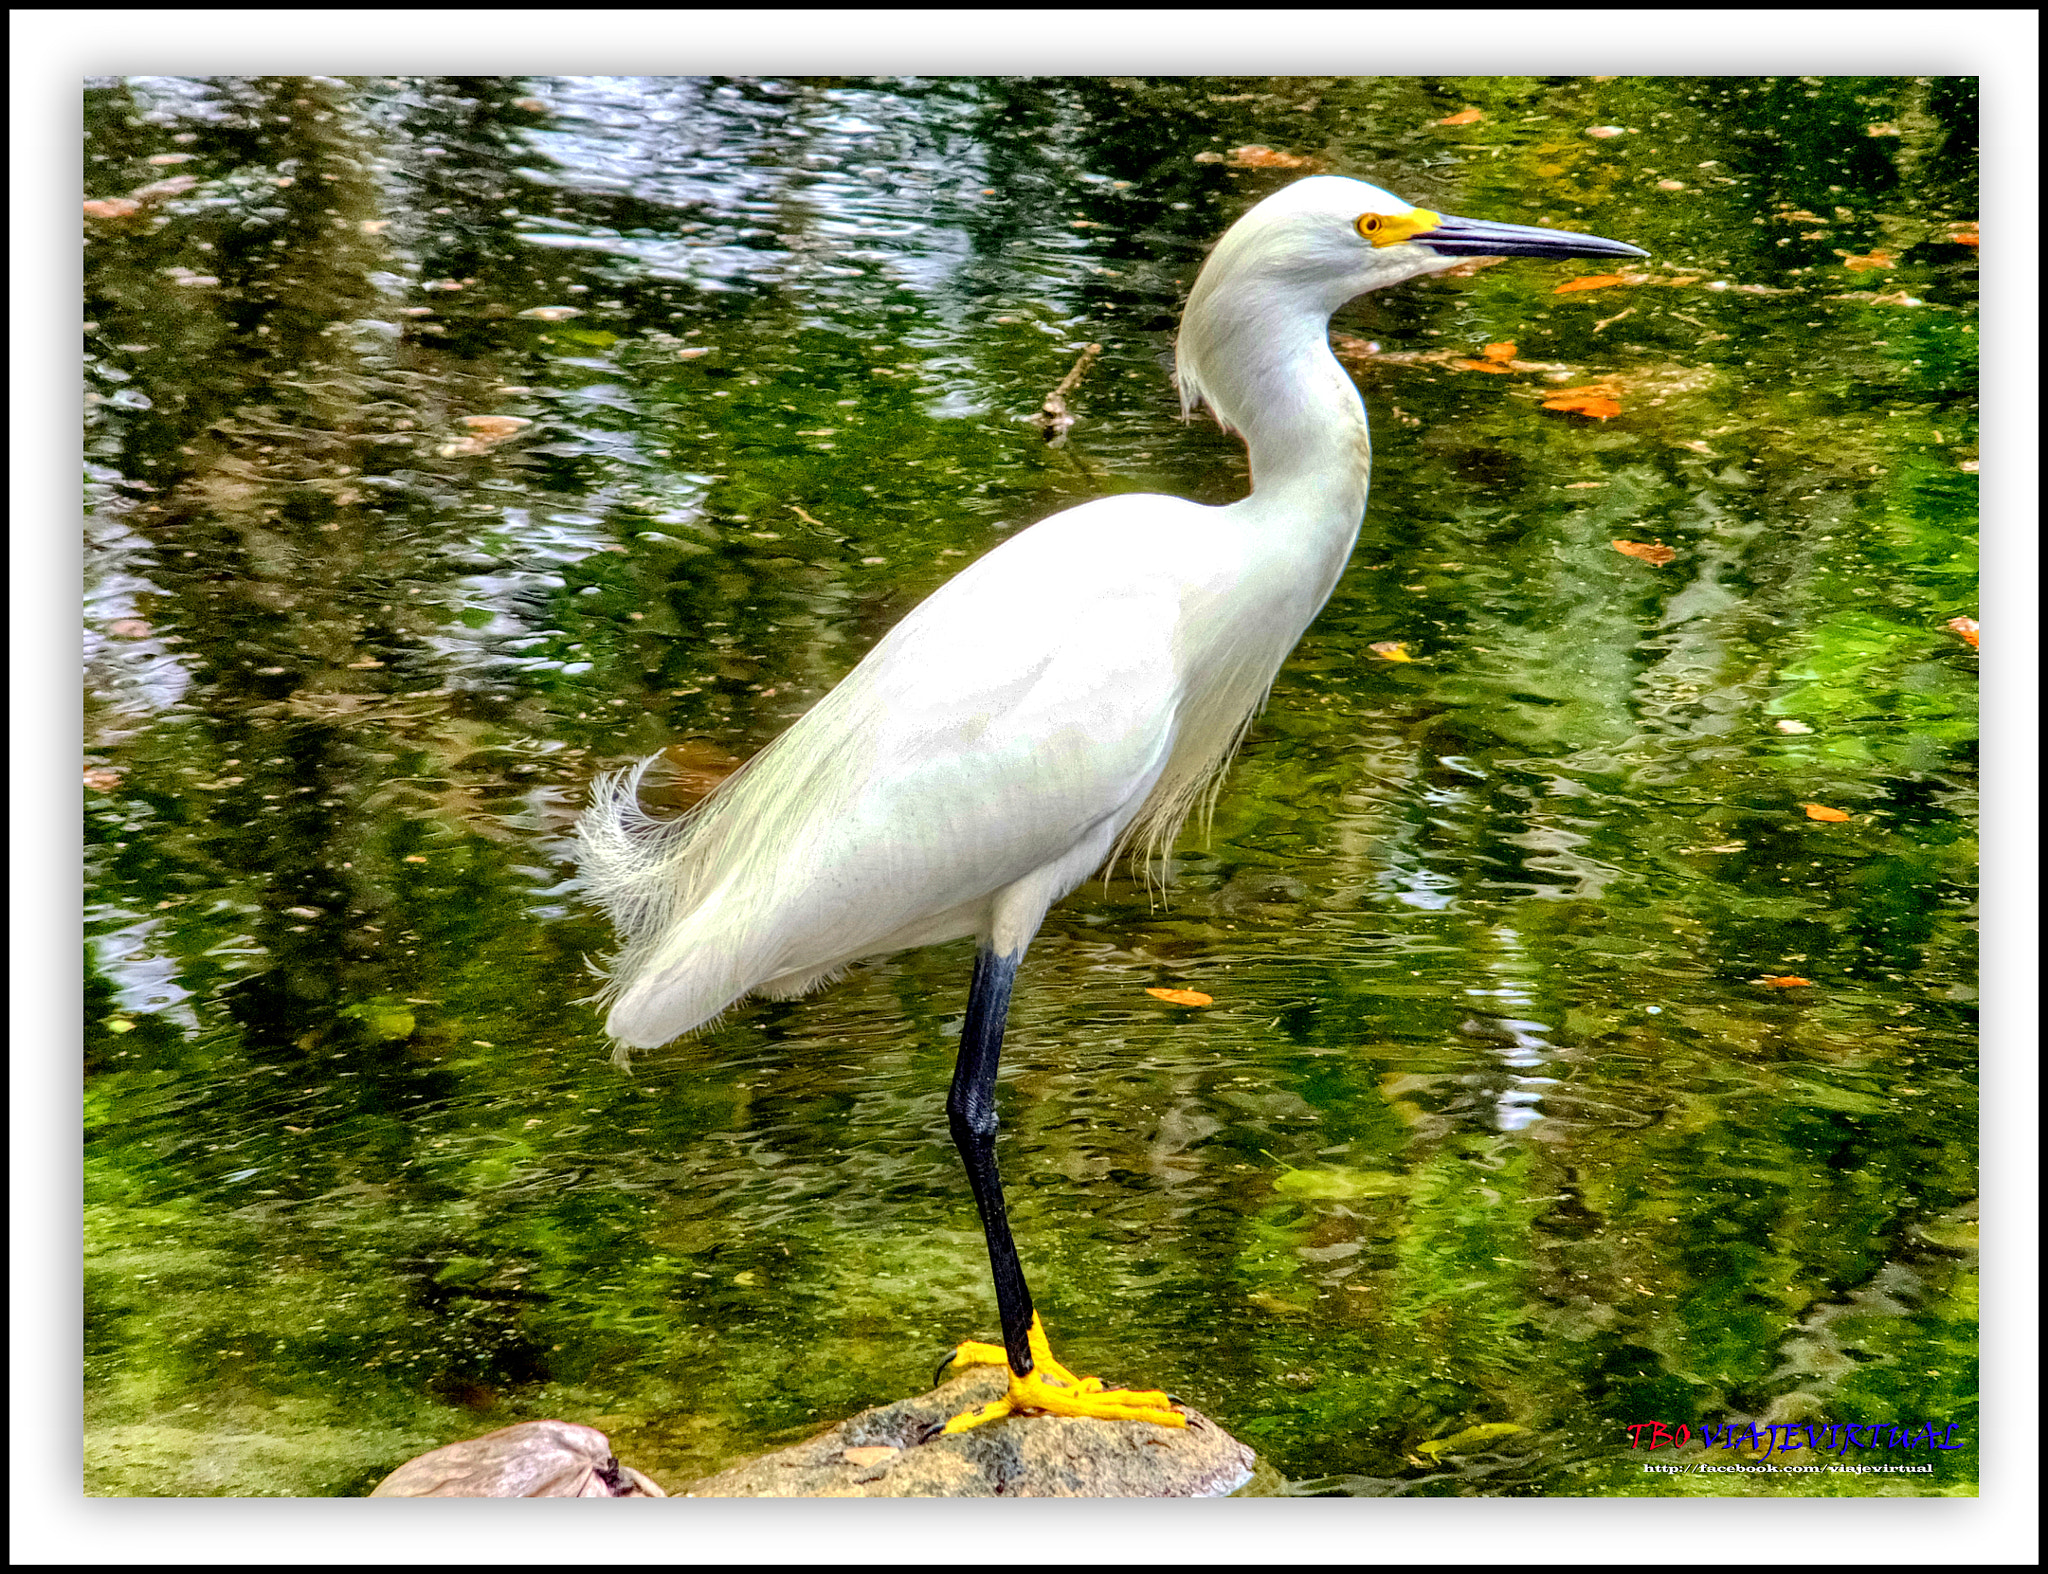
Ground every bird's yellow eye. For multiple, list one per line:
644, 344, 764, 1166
1356, 207, 1444, 247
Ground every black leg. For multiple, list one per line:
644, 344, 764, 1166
947, 943, 1036, 1377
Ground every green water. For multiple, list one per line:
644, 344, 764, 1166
83, 75, 1978, 1497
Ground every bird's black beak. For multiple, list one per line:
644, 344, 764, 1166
1419, 213, 1647, 261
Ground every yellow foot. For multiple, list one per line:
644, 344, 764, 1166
938, 1314, 1185, 1432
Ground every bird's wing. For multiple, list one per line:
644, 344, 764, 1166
592, 495, 1211, 1044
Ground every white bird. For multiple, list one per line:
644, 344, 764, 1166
577, 174, 1644, 1432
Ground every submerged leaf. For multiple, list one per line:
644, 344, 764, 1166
1439, 108, 1484, 126
1145, 987, 1213, 1007
1554, 274, 1630, 294
1272, 1166, 1405, 1200
1368, 641, 1415, 662
1800, 803, 1852, 823
1224, 145, 1321, 170
1945, 616, 1979, 649
1545, 389, 1623, 419
1759, 976, 1815, 988
1612, 540, 1676, 565
1417, 1423, 1526, 1458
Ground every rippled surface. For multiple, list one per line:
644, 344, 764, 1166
83, 76, 1977, 1496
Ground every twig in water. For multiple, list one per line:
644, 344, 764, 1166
1027, 342, 1104, 447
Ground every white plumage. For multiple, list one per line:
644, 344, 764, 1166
577, 175, 1644, 1055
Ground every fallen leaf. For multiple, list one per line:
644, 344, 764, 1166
83, 198, 142, 219
1545, 389, 1623, 419
1585, 125, 1625, 139
1368, 641, 1415, 662
1612, 540, 1676, 565
84, 766, 124, 792
1454, 358, 1517, 374
676, 346, 711, 359
459, 415, 532, 439
1554, 273, 1631, 294
1944, 224, 1979, 247
1656, 179, 1686, 192
517, 306, 583, 321
655, 739, 745, 808
512, 98, 549, 113
1481, 342, 1517, 363
130, 174, 199, 202
1866, 122, 1902, 137
1775, 719, 1814, 734
1439, 108, 1484, 126
1145, 988, 1214, 1007
1842, 249, 1895, 272
146, 152, 197, 166
1800, 803, 1852, 823
1759, 975, 1814, 988
1225, 145, 1321, 170
1417, 1423, 1525, 1459
1945, 615, 1979, 649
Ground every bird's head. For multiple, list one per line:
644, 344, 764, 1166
1177, 175, 1646, 428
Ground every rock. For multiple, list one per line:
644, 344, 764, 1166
370, 1420, 665, 1497
681, 1367, 1254, 1497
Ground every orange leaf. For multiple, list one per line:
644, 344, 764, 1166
1759, 976, 1814, 988
1544, 390, 1623, 419
1800, 803, 1852, 823
1454, 359, 1517, 374
1554, 274, 1629, 294
1482, 342, 1518, 362
459, 415, 532, 440
1368, 641, 1414, 662
1225, 145, 1321, 170
1945, 615, 1979, 649
1145, 988, 1213, 1007
84, 766, 124, 792
1842, 249, 1894, 272
1944, 224, 1979, 247
1439, 108, 1484, 126
1612, 539, 1676, 565
83, 198, 142, 219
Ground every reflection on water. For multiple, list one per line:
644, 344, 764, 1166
84, 75, 1976, 1497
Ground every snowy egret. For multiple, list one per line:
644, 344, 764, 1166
577, 175, 1644, 1432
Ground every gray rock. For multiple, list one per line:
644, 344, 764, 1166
682, 1367, 1254, 1498
370, 1420, 665, 1497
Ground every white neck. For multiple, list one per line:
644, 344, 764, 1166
1182, 292, 1371, 526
